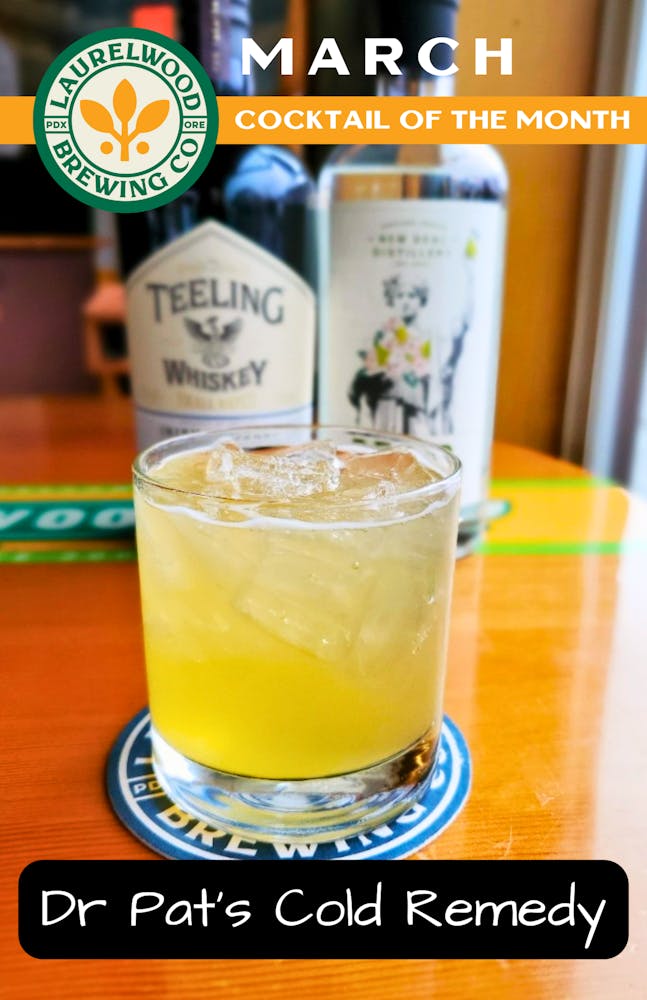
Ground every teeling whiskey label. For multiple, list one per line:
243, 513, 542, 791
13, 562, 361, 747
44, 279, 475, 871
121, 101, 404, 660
321, 200, 506, 509
127, 220, 315, 447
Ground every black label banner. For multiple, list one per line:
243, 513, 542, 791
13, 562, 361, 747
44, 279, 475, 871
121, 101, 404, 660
19, 860, 628, 960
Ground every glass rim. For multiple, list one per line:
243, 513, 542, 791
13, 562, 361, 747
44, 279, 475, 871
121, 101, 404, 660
132, 424, 462, 511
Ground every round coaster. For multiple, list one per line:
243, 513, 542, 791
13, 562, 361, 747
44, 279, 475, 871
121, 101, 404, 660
107, 709, 471, 860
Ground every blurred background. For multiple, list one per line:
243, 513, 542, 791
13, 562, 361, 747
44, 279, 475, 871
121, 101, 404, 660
0, 0, 645, 495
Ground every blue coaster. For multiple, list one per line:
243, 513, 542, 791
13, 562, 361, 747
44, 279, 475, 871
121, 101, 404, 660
107, 709, 471, 860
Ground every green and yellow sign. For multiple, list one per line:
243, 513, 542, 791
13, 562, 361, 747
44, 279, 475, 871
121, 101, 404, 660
33, 28, 218, 212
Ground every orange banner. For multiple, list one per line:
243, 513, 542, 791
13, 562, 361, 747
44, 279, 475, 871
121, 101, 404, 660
0, 97, 36, 143
216, 97, 646, 145
4, 95, 646, 145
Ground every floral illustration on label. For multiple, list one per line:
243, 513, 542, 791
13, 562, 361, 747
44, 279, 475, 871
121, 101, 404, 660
349, 234, 477, 437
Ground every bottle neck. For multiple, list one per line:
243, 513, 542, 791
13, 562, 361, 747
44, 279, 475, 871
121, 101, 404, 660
180, 0, 252, 96
377, 74, 455, 98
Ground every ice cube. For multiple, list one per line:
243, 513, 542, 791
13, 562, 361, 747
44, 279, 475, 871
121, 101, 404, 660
234, 528, 372, 662
355, 547, 438, 670
339, 449, 432, 501
205, 441, 341, 500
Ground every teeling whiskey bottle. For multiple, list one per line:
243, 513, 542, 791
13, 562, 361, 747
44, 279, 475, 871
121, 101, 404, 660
120, 0, 316, 448
317, 0, 508, 551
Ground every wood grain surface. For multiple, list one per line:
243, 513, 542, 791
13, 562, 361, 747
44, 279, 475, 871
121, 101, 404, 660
1, 396, 645, 998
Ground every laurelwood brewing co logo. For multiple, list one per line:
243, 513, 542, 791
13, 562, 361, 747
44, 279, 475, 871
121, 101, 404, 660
33, 28, 218, 212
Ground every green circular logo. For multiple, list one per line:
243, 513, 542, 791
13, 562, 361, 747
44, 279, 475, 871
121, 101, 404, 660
33, 28, 218, 213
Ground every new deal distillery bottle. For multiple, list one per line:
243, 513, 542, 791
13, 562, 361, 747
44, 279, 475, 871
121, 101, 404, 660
121, 0, 316, 448
317, 0, 508, 551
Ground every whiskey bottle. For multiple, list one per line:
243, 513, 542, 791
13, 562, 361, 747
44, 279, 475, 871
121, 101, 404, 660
120, 0, 316, 448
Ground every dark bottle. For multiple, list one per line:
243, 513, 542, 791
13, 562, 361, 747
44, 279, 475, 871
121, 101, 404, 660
317, 0, 508, 554
121, 0, 316, 448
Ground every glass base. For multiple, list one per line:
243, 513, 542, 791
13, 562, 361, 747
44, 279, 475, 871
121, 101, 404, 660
151, 727, 439, 843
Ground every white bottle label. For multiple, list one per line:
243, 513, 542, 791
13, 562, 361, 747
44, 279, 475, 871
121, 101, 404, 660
321, 200, 506, 510
126, 219, 315, 447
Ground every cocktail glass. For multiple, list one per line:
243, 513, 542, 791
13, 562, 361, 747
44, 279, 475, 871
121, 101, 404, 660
133, 426, 461, 842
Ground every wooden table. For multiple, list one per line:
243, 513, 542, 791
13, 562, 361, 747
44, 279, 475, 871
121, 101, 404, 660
1, 396, 646, 998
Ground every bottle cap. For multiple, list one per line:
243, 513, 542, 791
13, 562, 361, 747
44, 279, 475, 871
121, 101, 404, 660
377, 0, 460, 71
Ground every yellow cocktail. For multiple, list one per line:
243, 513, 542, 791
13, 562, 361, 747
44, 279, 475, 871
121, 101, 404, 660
133, 427, 460, 840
